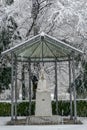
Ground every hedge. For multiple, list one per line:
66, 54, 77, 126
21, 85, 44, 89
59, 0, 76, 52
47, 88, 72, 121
0, 101, 87, 117
0, 103, 11, 116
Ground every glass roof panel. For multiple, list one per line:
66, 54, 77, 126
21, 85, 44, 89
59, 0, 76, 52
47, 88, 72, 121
45, 41, 68, 58
18, 42, 40, 57
45, 38, 71, 55
45, 34, 83, 55
42, 42, 55, 58
31, 43, 42, 58
1, 33, 83, 61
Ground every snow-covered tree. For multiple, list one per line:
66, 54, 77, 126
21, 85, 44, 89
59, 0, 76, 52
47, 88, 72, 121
0, 0, 87, 98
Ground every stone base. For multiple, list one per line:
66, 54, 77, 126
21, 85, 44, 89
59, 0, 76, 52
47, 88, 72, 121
35, 91, 52, 116
28, 116, 62, 125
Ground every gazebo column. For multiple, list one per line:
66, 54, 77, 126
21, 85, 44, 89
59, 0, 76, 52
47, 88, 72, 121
14, 56, 17, 120
68, 56, 73, 119
55, 59, 58, 115
72, 54, 77, 123
28, 59, 31, 116
11, 53, 14, 121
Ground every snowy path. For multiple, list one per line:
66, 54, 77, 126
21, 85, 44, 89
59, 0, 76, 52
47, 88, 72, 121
0, 117, 10, 126
0, 117, 87, 125
0, 125, 87, 130
0, 117, 87, 130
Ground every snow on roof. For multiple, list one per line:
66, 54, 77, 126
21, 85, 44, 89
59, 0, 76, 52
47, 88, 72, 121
1, 32, 84, 60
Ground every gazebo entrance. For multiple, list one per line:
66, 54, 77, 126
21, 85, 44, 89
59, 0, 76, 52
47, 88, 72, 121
1, 32, 83, 124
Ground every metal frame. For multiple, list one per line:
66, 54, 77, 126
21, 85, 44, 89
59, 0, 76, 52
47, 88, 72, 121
1, 34, 40, 55
72, 53, 77, 123
45, 34, 83, 54
28, 58, 31, 116
14, 56, 17, 120
1, 32, 83, 56
55, 59, 58, 115
11, 53, 14, 121
1, 32, 84, 123
68, 56, 73, 120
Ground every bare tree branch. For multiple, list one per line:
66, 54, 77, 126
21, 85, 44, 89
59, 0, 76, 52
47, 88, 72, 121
39, 3, 52, 11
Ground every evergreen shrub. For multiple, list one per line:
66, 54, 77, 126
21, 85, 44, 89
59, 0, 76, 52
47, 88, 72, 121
0, 101, 87, 117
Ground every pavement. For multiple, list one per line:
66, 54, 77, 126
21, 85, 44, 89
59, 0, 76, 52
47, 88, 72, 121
0, 125, 87, 130
0, 117, 87, 130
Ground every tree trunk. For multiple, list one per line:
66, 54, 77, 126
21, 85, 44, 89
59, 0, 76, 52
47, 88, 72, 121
22, 64, 25, 100
26, 0, 39, 37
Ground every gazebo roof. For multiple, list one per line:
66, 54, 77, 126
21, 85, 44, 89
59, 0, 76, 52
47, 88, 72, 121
1, 32, 84, 60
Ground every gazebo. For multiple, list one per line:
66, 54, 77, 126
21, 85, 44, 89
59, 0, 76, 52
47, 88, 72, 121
1, 32, 83, 123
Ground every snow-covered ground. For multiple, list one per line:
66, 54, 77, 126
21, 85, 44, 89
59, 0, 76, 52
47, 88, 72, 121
0, 117, 10, 126
0, 117, 25, 126
0, 117, 87, 130
0, 125, 87, 130
0, 116, 87, 126
78, 117, 87, 124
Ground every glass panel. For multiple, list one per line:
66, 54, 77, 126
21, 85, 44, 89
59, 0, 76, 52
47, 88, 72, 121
45, 40, 69, 57
18, 42, 40, 58
45, 35, 72, 54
